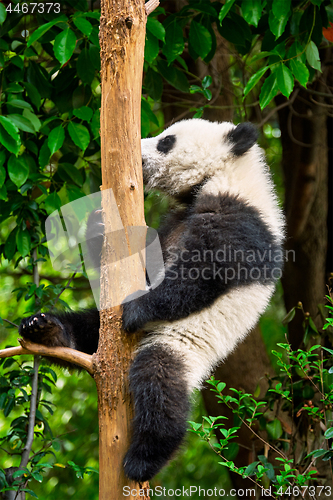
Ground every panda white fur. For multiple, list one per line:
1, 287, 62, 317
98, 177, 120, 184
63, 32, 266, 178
19, 119, 285, 482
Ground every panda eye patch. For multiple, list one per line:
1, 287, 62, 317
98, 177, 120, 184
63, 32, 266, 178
157, 135, 176, 154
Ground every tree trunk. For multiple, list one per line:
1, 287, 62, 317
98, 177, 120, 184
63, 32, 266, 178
277, 66, 331, 348
94, 1, 149, 499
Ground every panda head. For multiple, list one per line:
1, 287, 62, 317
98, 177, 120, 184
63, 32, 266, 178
141, 119, 259, 196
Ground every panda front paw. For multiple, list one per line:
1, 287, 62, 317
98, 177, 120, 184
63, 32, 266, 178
122, 297, 150, 333
19, 313, 68, 347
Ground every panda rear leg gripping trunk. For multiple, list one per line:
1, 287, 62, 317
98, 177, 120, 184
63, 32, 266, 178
123, 344, 190, 482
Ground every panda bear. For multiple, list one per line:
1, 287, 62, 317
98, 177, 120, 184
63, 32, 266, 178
19, 119, 285, 482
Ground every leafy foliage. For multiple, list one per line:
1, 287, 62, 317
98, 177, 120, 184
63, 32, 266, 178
141, 0, 331, 113
190, 304, 333, 499
0, 0, 332, 498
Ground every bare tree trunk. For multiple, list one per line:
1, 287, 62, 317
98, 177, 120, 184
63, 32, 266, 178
277, 67, 331, 348
94, 1, 150, 499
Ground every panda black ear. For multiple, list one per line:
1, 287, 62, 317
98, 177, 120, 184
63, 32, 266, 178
226, 122, 259, 157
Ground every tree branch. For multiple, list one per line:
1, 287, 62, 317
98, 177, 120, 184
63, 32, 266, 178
20, 355, 40, 468
0, 340, 94, 375
145, 0, 159, 16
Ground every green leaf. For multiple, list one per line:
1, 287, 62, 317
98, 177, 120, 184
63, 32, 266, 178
162, 20, 184, 62
241, 0, 263, 27
5, 227, 17, 260
54, 28, 77, 66
31, 471, 43, 483
0, 3, 7, 24
141, 99, 159, 127
23, 109, 41, 132
272, 0, 291, 19
307, 449, 329, 459
144, 32, 159, 64
11, 469, 28, 479
58, 163, 83, 186
7, 99, 33, 112
305, 41, 322, 72
73, 17, 93, 37
147, 18, 165, 42
44, 192, 61, 215
7, 155, 29, 187
243, 461, 260, 477
308, 317, 318, 334
259, 73, 279, 109
0, 392, 6, 408
89, 26, 100, 48
0, 166, 6, 187
281, 307, 295, 327
217, 382, 226, 392
66, 185, 85, 202
157, 60, 189, 93
39, 140, 51, 169
7, 114, 36, 134
269, 7, 290, 39
217, 13, 251, 54
219, 0, 236, 23
289, 59, 309, 87
77, 47, 95, 84
202, 76, 212, 89
22, 489, 38, 499
266, 419, 283, 440
324, 427, 333, 439
73, 106, 93, 122
145, 68, 163, 101
276, 64, 294, 97
16, 229, 31, 257
27, 61, 52, 99
183, 2, 217, 16
243, 66, 269, 98
0, 116, 21, 155
5, 82, 24, 93
68, 122, 90, 152
0, 150, 5, 168
90, 109, 100, 139
287, 41, 306, 64
141, 108, 150, 139
27, 15, 68, 47
48, 126, 65, 156
24, 82, 41, 110
189, 21, 212, 60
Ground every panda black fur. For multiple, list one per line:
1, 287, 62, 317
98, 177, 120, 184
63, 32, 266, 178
19, 119, 285, 482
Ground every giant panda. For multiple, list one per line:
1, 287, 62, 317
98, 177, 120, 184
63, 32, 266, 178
19, 119, 285, 482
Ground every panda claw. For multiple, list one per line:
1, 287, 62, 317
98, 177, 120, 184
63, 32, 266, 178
19, 313, 65, 346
